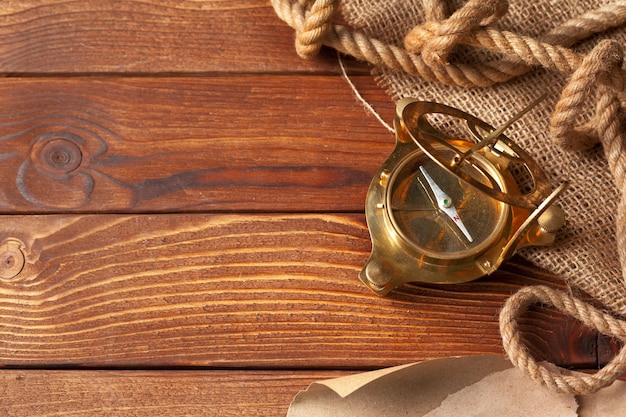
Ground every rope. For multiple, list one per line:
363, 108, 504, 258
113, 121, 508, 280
271, 0, 527, 87
551, 40, 624, 152
501, 286, 626, 394
271, 0, 626, 394
271, 0, 626, 86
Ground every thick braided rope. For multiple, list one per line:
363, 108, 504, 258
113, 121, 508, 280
500, 286, 626, 394
295, 0, 336, 58
271, 0, 626, 394
551, 40, 624, 151
594, 50, 626, 274
271, 0, 626, 87
271, 0, 529, 87
544, 2, 626, 46
409, 0, 509, 66
404, 2, 626, 90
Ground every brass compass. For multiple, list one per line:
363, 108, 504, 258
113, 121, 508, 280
360, 97, 567, 295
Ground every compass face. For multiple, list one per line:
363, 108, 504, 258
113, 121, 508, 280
386, 146, 508, 260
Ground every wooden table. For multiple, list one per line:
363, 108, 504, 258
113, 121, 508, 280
0, 1, 615, 415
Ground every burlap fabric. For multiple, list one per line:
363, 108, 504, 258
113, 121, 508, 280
271, 0, 626, 393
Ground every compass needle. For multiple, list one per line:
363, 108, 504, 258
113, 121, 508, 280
419, 166, 474, 242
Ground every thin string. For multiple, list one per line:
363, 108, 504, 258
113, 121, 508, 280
337, 52, 395, 134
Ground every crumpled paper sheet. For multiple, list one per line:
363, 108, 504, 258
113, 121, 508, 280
287, 355, 626, 416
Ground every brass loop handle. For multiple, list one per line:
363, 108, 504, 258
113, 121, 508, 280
398, 99, 553, 210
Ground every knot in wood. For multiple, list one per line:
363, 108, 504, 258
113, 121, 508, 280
0, 239, 25, 281
33, 136, 83, 176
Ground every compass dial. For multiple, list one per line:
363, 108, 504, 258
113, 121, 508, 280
386, 146, 508, 259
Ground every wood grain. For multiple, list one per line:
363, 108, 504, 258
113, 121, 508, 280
0, 369, 346, 417
0, 75, 395, 213
0, 0, 365, 74
0, 0, 614, 411
598, 333, 623, 367
0, 213, 589, 368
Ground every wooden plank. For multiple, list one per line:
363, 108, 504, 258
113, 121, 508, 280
598, 333, 623, 367
518, 305, 600, 369
0, 213, 590, 368
0, 0, 367, 74
0, 0, 608, 376
0, 369, 345, 417
0, 75, 395, 213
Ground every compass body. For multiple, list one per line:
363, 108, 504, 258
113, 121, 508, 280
360, 99, 566, 295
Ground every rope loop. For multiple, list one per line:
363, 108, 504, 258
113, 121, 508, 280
500, 285, 626, 394
404, 0, 508, 67
551, 40, 625, 152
